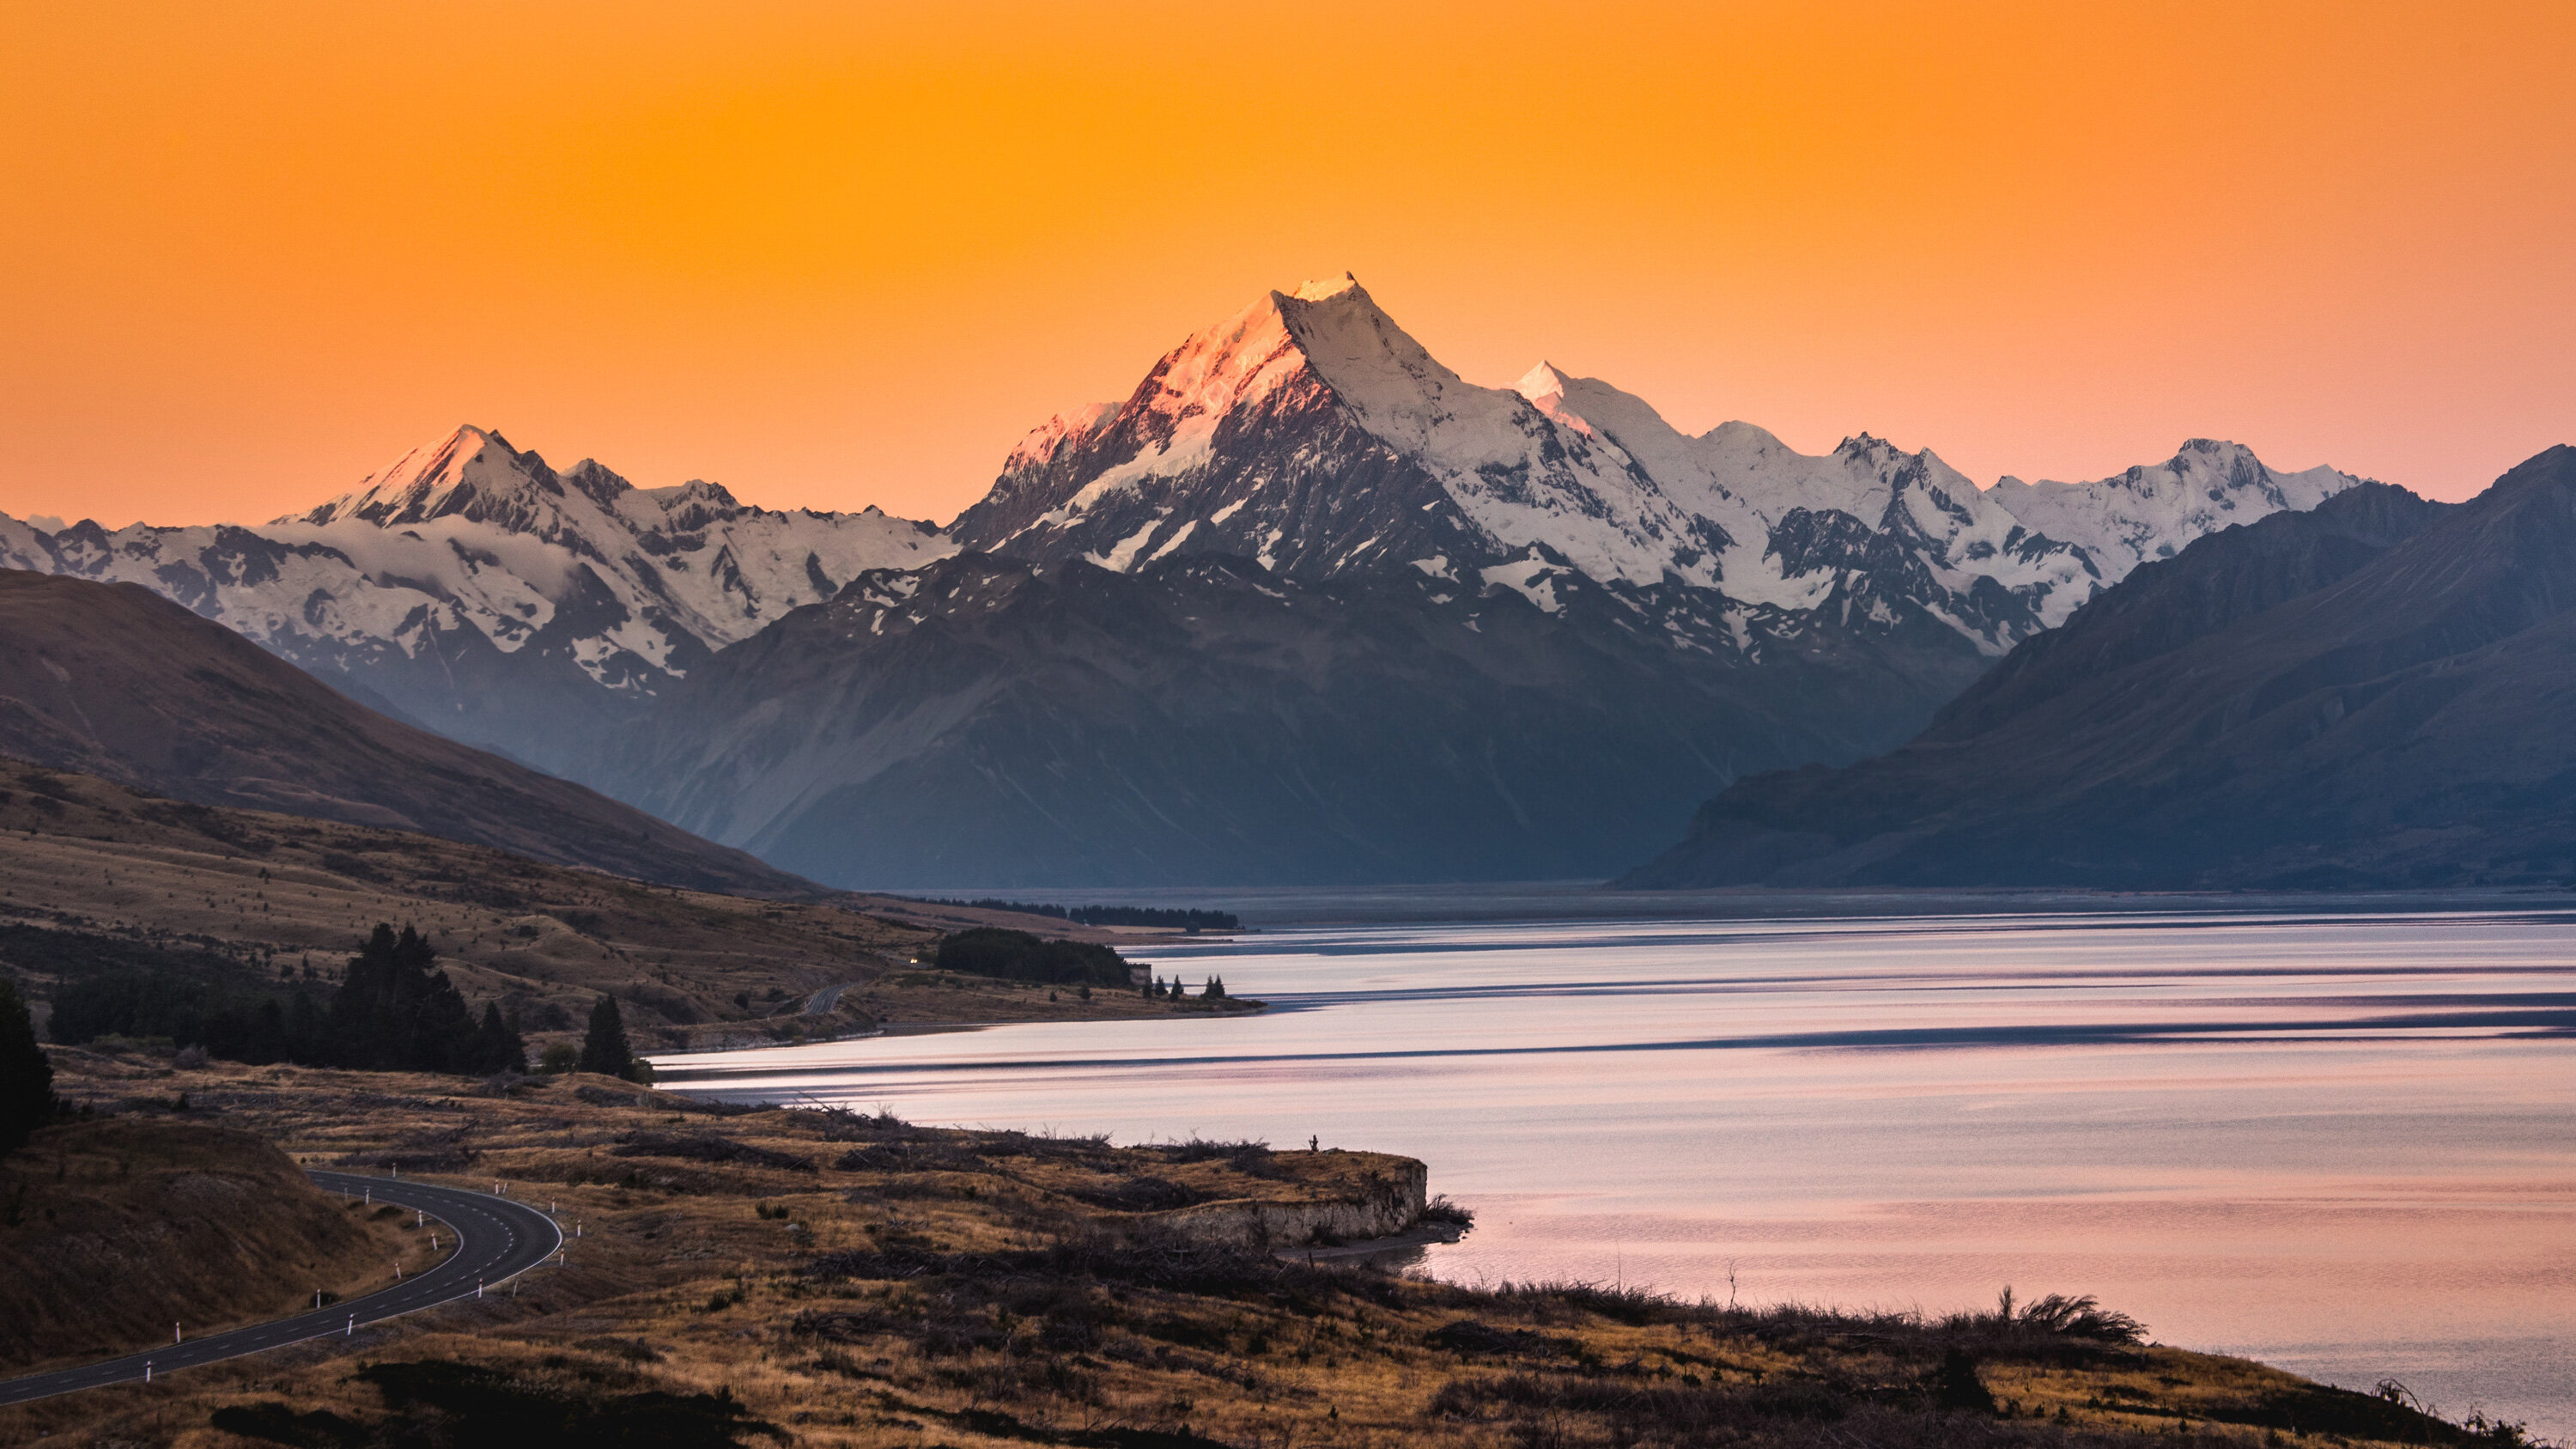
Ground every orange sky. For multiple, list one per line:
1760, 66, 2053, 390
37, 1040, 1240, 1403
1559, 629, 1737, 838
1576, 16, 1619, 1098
3, 1, 2569, 528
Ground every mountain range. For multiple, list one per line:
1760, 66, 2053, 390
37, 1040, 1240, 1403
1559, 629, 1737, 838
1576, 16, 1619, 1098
1624, 447, 2576, 889
0, 429, 949, 776
0, 277, 2375, 886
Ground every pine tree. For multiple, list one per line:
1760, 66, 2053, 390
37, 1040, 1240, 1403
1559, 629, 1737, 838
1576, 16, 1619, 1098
1, 978, 62, 1159
327, 924, 480, 1073
476, 1002, 526, 1075
250, 997, 289, 1063
288, 989, 321, 1062
579, 995, 637, 1081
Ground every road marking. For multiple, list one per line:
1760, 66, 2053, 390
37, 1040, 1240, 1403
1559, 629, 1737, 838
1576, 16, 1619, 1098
0, 1173, 562, 1407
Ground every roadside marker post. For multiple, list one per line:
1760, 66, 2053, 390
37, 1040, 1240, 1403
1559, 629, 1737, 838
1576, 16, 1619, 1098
345, 1315, 354, 1336
143, 1361, 150, 1384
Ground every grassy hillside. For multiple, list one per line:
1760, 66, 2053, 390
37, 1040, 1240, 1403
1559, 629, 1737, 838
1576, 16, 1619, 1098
0, 759, 1242, 1056
0, 1116, 423, 1372
0, 1045, 2537, 1449
0, 569, 810, 895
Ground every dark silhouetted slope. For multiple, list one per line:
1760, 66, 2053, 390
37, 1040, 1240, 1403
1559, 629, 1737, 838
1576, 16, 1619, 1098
0, 569, 807, 893
598, 552, 1979, 887
1625, 450, 2576, 888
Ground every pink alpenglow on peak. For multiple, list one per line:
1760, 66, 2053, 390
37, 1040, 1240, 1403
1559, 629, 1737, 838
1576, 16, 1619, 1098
1289, 272, 1364, 302
951, 276, 2373, 652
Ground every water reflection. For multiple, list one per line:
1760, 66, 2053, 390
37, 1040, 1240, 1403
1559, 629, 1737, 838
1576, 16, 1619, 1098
653, 910, 2576, 1437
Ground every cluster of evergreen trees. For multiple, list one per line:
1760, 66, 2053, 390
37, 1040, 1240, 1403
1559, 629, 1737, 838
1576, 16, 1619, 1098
3, 927, 654, 1130
50, 924, 526, 1076
906, 898, 1242, 933
2, 977, 64, 1159
1145, 975, 1225, 1001
933, 928, 1134, 986
320, 924, 526, 1075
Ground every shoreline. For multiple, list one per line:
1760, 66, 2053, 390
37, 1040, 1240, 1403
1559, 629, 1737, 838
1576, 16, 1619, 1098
10, 1043, 2553, 1448
928, 880, 2576, 929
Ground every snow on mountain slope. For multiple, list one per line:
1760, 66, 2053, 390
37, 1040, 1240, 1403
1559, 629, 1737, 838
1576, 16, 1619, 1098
9, 424, 950, 686
957, 275, 2370, 655
1520, 367, 2093, 638
0, 425, 952, 775
1986, 438, 2358, 575
283, 424, 953, 657
951, 275, 1731, 598
1272, 276, 1725, 588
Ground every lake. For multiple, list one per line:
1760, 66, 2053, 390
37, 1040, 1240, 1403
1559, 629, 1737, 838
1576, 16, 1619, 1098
653, 908, 2576, 1439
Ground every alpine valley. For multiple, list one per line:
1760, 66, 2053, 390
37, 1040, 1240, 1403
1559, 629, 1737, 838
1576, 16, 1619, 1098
1, 277, 2370, 886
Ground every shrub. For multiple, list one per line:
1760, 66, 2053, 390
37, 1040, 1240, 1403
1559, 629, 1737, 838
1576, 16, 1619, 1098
613, 1133, 816, 1173
1419, 1194, 1476, 1230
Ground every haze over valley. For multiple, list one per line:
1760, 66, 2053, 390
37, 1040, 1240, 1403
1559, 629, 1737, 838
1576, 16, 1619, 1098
0, 277, 2387, 887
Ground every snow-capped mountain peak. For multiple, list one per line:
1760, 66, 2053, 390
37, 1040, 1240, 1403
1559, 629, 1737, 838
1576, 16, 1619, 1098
1290, 271, 1364, 301
1987, 437, 2363, 575
293, 423, 550, 528
1514, 360, 1577, 410
3, 427, 954, 773
954, 277, 2369, 654
954, 275, 1729, 590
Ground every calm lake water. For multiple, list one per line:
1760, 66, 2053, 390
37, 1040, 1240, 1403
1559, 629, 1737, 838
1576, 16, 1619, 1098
654, 910, 2576, 1439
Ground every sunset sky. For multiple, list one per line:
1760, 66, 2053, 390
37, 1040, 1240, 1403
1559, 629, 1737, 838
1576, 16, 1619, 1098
4, 1, 2569, 529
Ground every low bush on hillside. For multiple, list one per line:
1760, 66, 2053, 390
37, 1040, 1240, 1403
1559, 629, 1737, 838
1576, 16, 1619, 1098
210, 1356, 783, 1448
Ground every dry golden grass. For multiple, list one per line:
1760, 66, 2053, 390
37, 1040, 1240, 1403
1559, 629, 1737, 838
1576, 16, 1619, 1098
0, 1114, 430, 1373
0, 1046, 2532, 1449
0, 760, 1249, 1058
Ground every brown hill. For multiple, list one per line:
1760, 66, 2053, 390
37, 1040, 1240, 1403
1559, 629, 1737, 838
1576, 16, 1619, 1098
0, 1117, 406, 1370
0, 569, 802, 895
0, 759, 1217, 1050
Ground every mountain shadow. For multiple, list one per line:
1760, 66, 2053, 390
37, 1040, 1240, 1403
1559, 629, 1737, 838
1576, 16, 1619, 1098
0, 569, 810, 894
1623, 450, 2576, 888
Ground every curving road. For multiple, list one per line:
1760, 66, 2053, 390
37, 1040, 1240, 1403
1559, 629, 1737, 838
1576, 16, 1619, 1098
0, 1172, 564, 1407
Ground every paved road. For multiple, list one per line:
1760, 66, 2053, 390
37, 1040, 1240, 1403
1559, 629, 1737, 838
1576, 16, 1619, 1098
801, 982, 850, 1015
0, 1172, 563, 1407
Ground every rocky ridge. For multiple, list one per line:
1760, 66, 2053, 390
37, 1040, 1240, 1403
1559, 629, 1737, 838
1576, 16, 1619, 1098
953, 274, 2360, 661
1623, 447, 2576, 888
0, 427, 951, 774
